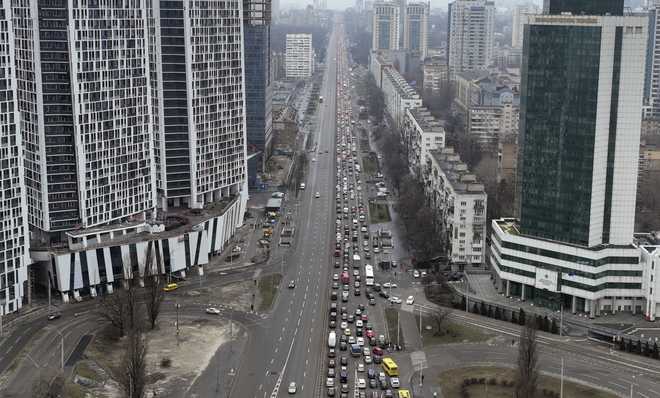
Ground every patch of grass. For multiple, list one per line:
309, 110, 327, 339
62, 381, 86, 398
362, 154, 378, 175
257, 274, 282, 312
418, 316, 492, 345
74, 361, 100, 382
438, 367, 618, 398
369, 202, 391, 224
384, 308, 405, 348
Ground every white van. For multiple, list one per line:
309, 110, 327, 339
300, 182, 306, 190
328, 331, 337, 348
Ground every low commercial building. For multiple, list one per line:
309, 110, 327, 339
403, 107, 445, 177
423, 149, 487, 268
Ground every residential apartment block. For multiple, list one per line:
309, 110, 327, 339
286, 33, 315, 79
0, 0, 29, 315
490, 1, 652, 317
511, 4, 539, 49
423, 148, 487, 267
18, 0, 249, 306
403, 107, 445, 177
15, 0, 156, 244
403, 1, 429, 59
381, 68, 422, 130
422, 56, 448, 94
372, 1, 400, 51
454, 70, 520, 149
645, 0, 660, 119
447, 0, 495, 78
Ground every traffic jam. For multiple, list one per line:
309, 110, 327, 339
323, 32, 412, 398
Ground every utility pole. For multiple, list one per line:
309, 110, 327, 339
56, 329, 64, 369
560, 302, 564, 337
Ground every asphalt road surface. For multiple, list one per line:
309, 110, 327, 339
231, 22, 341, 398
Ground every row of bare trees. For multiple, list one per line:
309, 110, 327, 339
97, 253, 165, 398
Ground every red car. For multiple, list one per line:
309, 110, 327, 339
361, 314, 368, 321
372, 346, 383, 356
365, 330, 375, 339
334, 249, 341, 257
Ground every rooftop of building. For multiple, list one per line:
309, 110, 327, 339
407, 107, 445, 133
33, 195, 240, 254
428, 148, 485, 195
456, 70, 489, 83
494, 218, 639, 251
383, 67, 420, 100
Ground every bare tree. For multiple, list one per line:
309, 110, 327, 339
431, 308, 451, 336
119, 328, 148, 398
144, 275, 164, 330
98, 282, 141, 337
516, 319, 539, 398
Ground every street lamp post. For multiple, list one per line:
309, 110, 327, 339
55, 329, 64, 369
560, 357, 564, 398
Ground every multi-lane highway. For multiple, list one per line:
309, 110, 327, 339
231, 22, 341, 398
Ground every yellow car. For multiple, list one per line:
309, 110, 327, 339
163, 283, 178, 292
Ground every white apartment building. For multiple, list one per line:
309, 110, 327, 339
403, 107, 445, 177
372, 1, 400, 50
23, 0, 249, 304
286, 33, 315, 79
150, 0, 248, 211
646, 1, 660, 118
381, 67, 422, 130
468, 100, 519, 149
422, 56, 449, 93
511, 3, 539, 49
447, 0, 495, 79
403, 2, 429, 59
0, 1, 29, 315
423, 148, 487, 267
13, 0, 156, 244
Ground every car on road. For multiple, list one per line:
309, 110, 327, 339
405, 296, 414, 305
316, 192, 321, 198
372, 347, 384, 356
388, 297, 402, 304
369, 298, 376, 305
300, 183, 306, 189
340, 321, 348, 329
328, 359, 336, 368
369, 378, 377, 389
288, 280, 296, 289
47, 313, 62, 321
357, 363, 365, 372
326, 378, 335, 387
413, 270, 420, 278
358, 378, 366, 389
390, 377, 400, 388
328, 348, 336, 358
382, 282, 397, 288
163, 283, 178, 292
364, 355, 372, 364
288, 382, 297, 394
327, 387, 336, 397
328, 368, 336, 378
205, 307, 221, 315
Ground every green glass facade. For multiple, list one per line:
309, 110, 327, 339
545, 0, 623, 16
518, 24, 602, 246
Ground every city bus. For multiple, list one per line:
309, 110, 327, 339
365, 264, 374, 286
382, 357, 399, 377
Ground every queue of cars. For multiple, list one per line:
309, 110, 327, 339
321, 34, 411, 398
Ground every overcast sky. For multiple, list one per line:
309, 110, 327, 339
279, 0, 544, 12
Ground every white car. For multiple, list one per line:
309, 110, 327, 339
205, 307, 221, 315
288, 382, 297, 394
413, 270, 420, 278
357, 363, 365, 372
340, 321, 348, 329
406, 296, 415, 305
364, 355, 372, 364
389, 296, 402, 304
315, 192, 321, 198
421, 271, 427, 277
326, 378, 335, 387
358, 378, 366, 389
356, 319, 363, 327
383, 282, 397, 288
390, 377, 400, 388
356, 337, 365, 346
